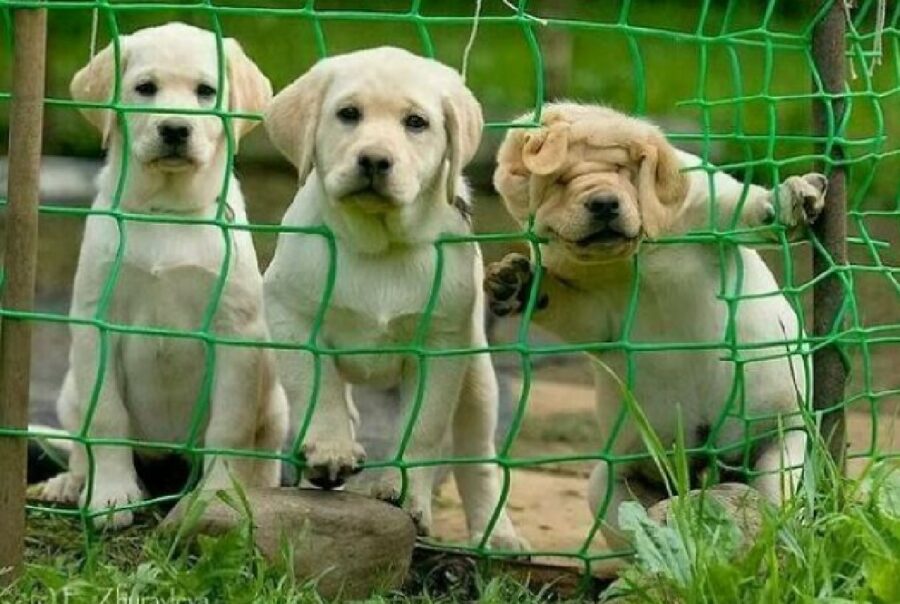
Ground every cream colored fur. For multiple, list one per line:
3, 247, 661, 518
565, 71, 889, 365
33, 23, 288, 529
263, 47, 524, 550
487, 103, 826, 547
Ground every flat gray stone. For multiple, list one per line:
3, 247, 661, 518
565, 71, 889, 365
165, 487, 416, 600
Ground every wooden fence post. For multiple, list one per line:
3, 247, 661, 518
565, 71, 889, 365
0, 6, 47, 583
811, 0, 849, 467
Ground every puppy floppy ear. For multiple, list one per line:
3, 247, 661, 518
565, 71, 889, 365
442, 80, 483, 206
70, 37, 130, 149
632, 133, 688, 238
522, 121, 569, 175
264, 63, 332, 186
225, 39, 273, 146
493, 128, 531, 222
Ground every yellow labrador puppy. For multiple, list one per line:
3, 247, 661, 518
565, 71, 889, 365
34, 23, 288, 528
263, 47, 524, 549
486, 103, 826, 545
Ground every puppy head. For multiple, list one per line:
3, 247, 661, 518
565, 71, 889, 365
265, 46, 482, 213
71, 22, 271, 172
494, 103, 687, 262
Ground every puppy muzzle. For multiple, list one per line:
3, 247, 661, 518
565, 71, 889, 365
338, 173, 399, 210
148, 120, 197, 171
574, 193, 635, 247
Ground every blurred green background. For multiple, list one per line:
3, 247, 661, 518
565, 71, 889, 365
0, 0, 896, 206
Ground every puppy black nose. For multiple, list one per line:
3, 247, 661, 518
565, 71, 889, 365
586, 195, 620, 220
357, 152, 393, 178
157, 121, 191, 145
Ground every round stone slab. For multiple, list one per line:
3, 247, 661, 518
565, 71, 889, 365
165, 487, 416, 599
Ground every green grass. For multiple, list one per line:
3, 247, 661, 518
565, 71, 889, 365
10, 357, 899, 603
604, 459, 900, 603
10, 505, 558, 603
11, 425, 899, 603
11, 504, 328, 603
11, 463, 899, 603
593, 352, 900, 604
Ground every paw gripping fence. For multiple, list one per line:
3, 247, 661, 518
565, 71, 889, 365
0, 0, 897, 588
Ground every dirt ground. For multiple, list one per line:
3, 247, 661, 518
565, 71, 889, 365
429, 371, 900, 569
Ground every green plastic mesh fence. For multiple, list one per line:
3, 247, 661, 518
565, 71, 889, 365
0, 0, 897, 577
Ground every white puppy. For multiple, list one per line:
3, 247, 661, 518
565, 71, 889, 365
486, 103, 826, 546
34, 23, 288, 528
263, 47, 524, 549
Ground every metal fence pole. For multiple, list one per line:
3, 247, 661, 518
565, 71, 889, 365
811, 1, 849, 467
0, 6, 47, 583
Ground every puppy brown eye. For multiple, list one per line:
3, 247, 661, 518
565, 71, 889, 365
196, 84, 216, 99
134, 81, 157, 96
404, 114, 429, 132
337, 106, 361, 124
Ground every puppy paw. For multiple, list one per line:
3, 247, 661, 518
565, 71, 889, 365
483, 253, 546, 317
364, 473, 403, 504
84, 477, 144, 529
302, 438, 366, 490
353, 472, 432, 535
472, 529, 531, 553
402, 491, 432, 536
763, 173, 827, 231
30, 471, 84, 504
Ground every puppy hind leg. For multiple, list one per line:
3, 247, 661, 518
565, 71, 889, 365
32, 375, 87, 504
373, 356, 470, 536
452, 354, 527, 551
84, 426, 143, 527
588, 461, 663, 551
752, 427, 808, 505
61, 330, 144, 529
269, 316, 363, 489
249, 374, 289, 489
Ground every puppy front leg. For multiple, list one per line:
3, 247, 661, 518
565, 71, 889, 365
484, 253, 609, 344
72, 330, 142, 529
685, 170, 827, 240
252, 360, 290, 489
453, 351, 527, 550
271, 325, 364, 489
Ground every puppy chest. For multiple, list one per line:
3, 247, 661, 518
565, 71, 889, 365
108, 268, 233, 441
334, 353, 405, 387
120, 335, 207, 442
327, 312, 418, 386
110, 264, 220, 330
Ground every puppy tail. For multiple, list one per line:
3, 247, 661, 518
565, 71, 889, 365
27, 424, 72, 484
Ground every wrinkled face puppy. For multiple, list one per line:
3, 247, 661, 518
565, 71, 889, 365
265, 47, 482, 213
71, 22, 271, 174
494, 104, 688, 262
